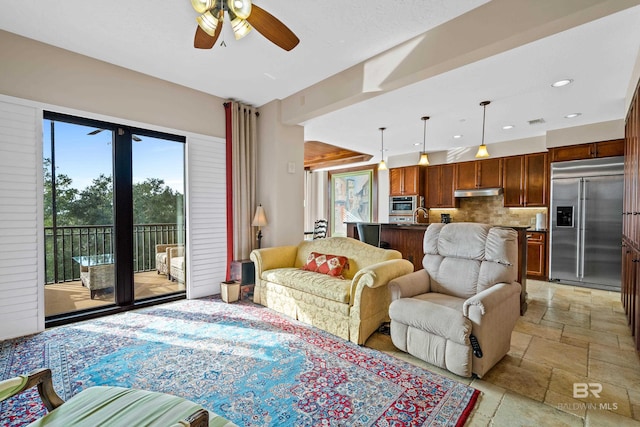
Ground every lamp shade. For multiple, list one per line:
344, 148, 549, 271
475, 144, 490, 158
252, 204, 268, 227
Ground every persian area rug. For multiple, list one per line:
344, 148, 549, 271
1, 297, 479, 426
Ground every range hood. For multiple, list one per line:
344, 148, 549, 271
454, 187, 503, 198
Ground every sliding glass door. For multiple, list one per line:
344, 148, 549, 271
132, 133, 186, 301
43, 119, 116, 315
43, 112, 186, 321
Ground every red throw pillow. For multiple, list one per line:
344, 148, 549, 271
301, 252, 349, 279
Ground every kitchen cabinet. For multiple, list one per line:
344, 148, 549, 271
526, 231, 547, 279
503, 153, 548, 207
425, 164, 457, 208
390, 166, 423, 196
549, 139, 624, 163
455, 158, 502, 189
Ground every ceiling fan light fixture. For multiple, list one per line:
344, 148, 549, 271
475, 100, 491, 159
418, 116, 430, 166
230, 15, 252, 39
228, 0, 252, 19
197, 10, 222, 37
191, 0, 216, 14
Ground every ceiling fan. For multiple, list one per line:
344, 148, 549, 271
191, 0, 300, 51
88, 129, 142, 142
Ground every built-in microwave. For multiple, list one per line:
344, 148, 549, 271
389, 195, 420, 215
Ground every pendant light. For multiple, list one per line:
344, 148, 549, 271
418, 116, 430, 165
378, 127, 388, 171
475, 100, 491, 158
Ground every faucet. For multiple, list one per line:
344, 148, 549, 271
413, 206, 429, 224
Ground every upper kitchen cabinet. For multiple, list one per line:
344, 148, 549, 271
455, 158, 502, 189
503, 152, 548, 207
389, 165, 423, 196
549, 139, 624, 162
425, 164, 457, 208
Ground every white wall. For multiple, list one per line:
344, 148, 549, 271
546, 120, 624, 147
304, 170, 328, 232
626, 44, 640, 112
256, 101, 305, 247
0, 30, 226, 138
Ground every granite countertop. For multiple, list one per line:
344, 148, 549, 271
345, 222, 429, 227
346, 222, 545, 231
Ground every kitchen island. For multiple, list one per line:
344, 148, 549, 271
345, 222, 528, 314
345, 222, 428, 271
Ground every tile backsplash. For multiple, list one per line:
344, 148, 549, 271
428, 195, 547, 228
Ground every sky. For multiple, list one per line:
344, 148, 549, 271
42, 120, 185, 193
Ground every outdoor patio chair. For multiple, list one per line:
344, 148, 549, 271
80, 264, 114, 299
169, 246, 185, 284
155, 243, 179, 276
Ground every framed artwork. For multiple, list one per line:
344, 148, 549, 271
330, 169, 373, 236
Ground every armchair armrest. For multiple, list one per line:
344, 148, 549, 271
350, 259, 414, 304
463, 282, 522, 317
250, 246, 298, 276
168, 246, 184, 258
388, 269, 431, 301
0, 368, 64, 411
155, 244, 177, 255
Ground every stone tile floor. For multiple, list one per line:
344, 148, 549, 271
365, 280, 640, 426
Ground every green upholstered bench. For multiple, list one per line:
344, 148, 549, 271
0, 368, 236, 427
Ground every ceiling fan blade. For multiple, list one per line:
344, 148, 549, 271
194, 25, 219, 49
246, 4, 299, 51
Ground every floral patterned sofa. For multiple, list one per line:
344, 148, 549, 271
250, 237, 414, 345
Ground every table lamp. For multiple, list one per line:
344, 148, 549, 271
252, 204, 268, 248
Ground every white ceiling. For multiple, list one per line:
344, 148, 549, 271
1, 0, 639, 160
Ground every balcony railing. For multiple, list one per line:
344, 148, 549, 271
44, 223, 183, 284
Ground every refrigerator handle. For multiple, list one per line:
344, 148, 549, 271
579, 179, 587, 279
575, 179, 582, 279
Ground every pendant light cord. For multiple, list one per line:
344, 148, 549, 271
422, 116, 428, 152
481, 104, 486, 146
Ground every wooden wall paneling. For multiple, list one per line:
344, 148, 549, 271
622, 77, 640, 350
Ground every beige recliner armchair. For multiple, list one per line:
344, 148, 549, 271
388, 223, 521, 378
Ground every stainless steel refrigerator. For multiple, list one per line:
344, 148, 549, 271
549, 156, 624, 291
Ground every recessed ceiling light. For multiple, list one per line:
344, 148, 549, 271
413, 142, 421, 146
502, 125, 514, 130
565, 113, 582, 119
552, 79, 573, 88
453, 134, 463, 139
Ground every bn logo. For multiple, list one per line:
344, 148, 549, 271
573, 383, 602, 398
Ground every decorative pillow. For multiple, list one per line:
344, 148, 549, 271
301, 252, 349, 279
